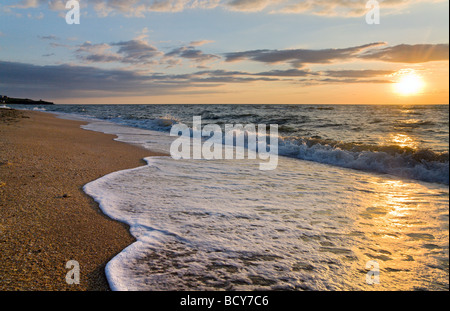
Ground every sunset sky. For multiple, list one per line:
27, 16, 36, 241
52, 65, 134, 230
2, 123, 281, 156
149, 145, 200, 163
0, 0, 448, 105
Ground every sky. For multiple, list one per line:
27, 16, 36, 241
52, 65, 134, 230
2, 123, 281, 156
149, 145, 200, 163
0, 0, 448, 105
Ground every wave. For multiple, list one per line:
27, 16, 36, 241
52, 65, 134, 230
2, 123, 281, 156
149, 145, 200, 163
395, 119, 436, 128
316, 107, 335, 111
108, 115, 180, 132
114, 116, 449, 185
25, 105, 448, 185
278, 137, 449, 185
136, 116, 449, 185
32, 107, 47, 111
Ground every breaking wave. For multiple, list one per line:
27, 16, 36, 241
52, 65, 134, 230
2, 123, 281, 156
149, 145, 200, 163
279, 137, 449, 185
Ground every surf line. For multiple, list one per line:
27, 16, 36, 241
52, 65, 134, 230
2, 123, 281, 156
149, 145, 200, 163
169, 116, 278, 170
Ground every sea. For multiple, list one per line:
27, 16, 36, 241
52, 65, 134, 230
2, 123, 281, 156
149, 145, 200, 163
8, 104, 449, 290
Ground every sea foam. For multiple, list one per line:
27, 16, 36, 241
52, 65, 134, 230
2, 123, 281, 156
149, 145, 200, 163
82, 121, 449, 291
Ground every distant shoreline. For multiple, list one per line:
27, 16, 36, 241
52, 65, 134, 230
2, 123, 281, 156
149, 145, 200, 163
1, 96, 54, 105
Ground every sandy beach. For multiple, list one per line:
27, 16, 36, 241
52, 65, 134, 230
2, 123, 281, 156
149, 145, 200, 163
0, 108, 166, 290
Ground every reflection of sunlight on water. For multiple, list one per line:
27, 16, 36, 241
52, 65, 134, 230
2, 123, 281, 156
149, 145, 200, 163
352, 177, 448, 290
386, 133, 418, 149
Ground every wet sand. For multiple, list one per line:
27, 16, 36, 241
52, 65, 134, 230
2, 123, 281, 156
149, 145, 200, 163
0, 109, 166, 290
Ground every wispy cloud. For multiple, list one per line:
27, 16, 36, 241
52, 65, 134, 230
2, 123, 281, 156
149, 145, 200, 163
323, 69, 395, 78
224, 43, 386, 67
251, 68, 315, 77
0, 60, 278, 98
112, 39, 162, 63
165, 42, 220, 66
189, 40, 215, 47
360, 43, 449, 63
225, 0, 273, 12
0, 60, 189, 97
75, 39, 163, 65
273, 0, 447, 16
8, 0, 45, 9
5, 0, 447, 17
1, 39, 447, 99
224, 43, 449, 67
73, 37, 219, 68
38, 34, 59, 41
0, 59, 395, 99
76, 41, 123, 63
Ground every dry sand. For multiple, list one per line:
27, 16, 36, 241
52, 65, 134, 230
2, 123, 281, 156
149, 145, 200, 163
0, 108, 167, 291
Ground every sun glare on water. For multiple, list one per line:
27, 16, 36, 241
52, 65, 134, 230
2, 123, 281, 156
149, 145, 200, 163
394, 70, 425, 96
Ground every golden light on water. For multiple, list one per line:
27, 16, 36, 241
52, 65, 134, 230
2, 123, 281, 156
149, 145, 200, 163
393, 69, 425, 96
389, 133, 418, 149
381, 132, 418, 150
352, 177, 448, 290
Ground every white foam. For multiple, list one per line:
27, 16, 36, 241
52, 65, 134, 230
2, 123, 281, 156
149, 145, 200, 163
32, 107, 46, 111
81, 121, 174, 155
81, 120, 449, 290
278, 139, 449, 184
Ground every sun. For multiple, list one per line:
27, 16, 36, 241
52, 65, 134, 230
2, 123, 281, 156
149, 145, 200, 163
394, 70, 425, 96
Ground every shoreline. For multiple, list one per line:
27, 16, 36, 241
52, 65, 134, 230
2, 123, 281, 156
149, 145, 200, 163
0, 109, 167, 290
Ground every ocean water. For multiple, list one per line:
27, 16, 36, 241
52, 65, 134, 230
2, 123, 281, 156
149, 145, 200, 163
20, 104, 449, 184
13, 104, 449, 290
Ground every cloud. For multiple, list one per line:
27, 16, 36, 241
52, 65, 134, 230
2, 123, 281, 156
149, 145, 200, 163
360, 43, 449, 63
73, 27, 165, 65
2, 41, 446, 100
0, 60, 213, 98
273, 0, 447, 17
249, 68, 394, 82
75, 39, 163, 65
76, 41, 122, 63
165, 44, 220, 65
274, 0, 372, 16
112, 39, 163, 63
48, 0, 67, 11
224, 43, 449, 67
146, 0, 190, 12
0, 57, 397, 100
323, 69, 395, 78
8, 0, 45, 9
6, 0, 447, 17
0, 60, 148, 97
27, 11, 45, 19
189, 40, 215, 47
38, 35, 59, 41
89, 0, 197, 16
9, 0, 66, 10
225, 0, 272, 11
0, 60, 277, 99
70, 38, 448, 72
302, 77, 392, 86
224, 42, 386, 67
252, 68, 315, 77
74, 38, 219, 67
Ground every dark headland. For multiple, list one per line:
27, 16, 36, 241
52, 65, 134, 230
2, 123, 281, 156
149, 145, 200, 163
1, 95, 54, 105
